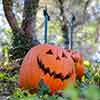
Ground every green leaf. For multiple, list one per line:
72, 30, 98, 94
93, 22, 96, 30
62, 84, 79, 100
85, 85, 100, 100
38, 79, 51, 96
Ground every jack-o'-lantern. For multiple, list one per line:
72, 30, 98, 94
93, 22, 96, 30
19, 44, 76, 92
66, 49, 84, 79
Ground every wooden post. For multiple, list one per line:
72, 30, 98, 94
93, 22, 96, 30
43, 6, 49, 43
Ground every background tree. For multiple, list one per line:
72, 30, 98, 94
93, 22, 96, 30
2, 0, 40, 59
2, 0, 100, 59
56, 0, 91, 49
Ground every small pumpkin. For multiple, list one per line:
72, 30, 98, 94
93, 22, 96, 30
19, 44, 76, 92
66, 49, 84, 79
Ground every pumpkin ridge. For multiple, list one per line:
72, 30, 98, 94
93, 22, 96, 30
37, 57, 71, 81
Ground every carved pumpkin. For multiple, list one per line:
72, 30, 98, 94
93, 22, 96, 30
19, 44, 76, 92
66, 50, 84, 79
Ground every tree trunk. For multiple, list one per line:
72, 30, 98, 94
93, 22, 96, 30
21, 0, 39, 41
58, 0, 69, 49
2, 0, 40, 59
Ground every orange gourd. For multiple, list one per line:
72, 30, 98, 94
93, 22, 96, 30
19, 44, 76, 92
66, 50, 84, 79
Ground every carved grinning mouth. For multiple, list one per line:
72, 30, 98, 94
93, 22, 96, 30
37, 57, 71, 81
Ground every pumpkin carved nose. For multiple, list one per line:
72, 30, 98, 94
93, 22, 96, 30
46, 49, 53, 55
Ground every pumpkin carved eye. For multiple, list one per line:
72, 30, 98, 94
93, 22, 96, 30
62, 52, 68, 59
46, 49, 53, 55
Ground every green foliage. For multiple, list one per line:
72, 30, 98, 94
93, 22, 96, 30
48, 20, 62, 34
10, 33, 33, 59
38, 79, 51, 96
85, 85, 99, 100
0, 71, 18, 81
0, 28, 13, 46
76, 21, 97, 48
62, 84, 79, 100
81, 22, 97, 34
84, 60, 91, 68
2, 46, 10, 65
0, 58, 100, 100
0, 73, 7, 80
12, 88, 26, 100
10, 83, 100, 100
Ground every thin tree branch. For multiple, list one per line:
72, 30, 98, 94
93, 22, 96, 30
2, 0, 24, 35
84, 0, 91, 13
